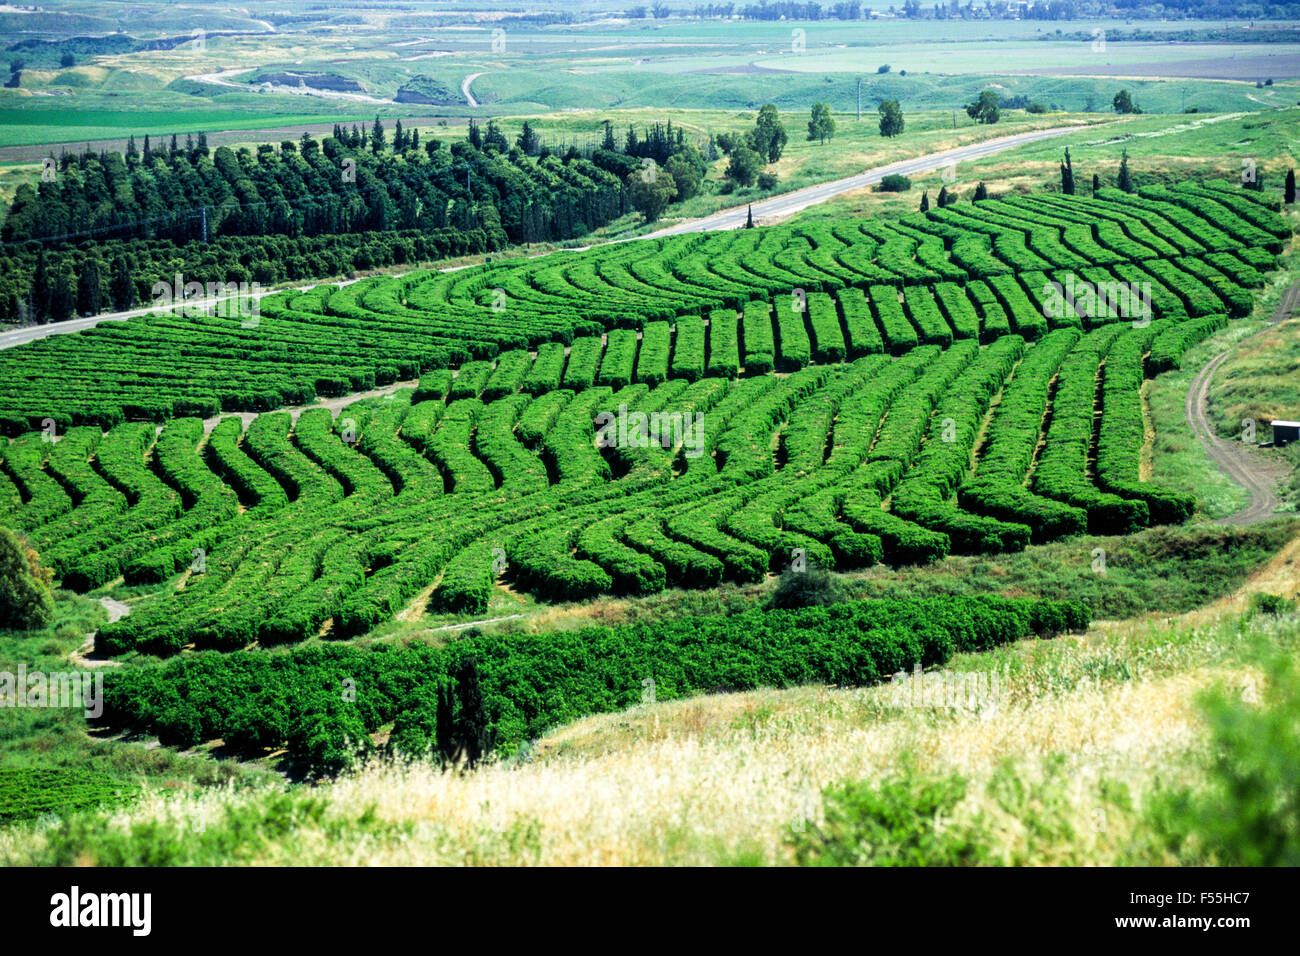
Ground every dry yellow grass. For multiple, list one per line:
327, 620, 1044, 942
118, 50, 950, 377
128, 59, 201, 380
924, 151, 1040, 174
7, 607, 1288, 866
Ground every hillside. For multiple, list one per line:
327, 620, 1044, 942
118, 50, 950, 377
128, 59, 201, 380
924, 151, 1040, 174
2, 535, 1295, 866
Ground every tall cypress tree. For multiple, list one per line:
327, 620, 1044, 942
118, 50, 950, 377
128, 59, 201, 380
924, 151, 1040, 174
1117, 149, 1133, 193
436, 657, 494, 768
48, 268, 75, 322
109, 256, 134, 312
1286, 169, 1296, 205
30, 250, 49, 322
76, 260, 102, 316
1060, 147, 1075, 195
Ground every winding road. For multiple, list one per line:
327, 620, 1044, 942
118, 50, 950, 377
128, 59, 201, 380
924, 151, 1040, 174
461, 72, 484, 108
1186, 281, 1297, 525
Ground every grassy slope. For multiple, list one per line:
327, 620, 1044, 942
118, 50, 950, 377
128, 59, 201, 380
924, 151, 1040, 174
0, 592, 276, 822
1145, 216, 1300, 518
3, 531, 1295, 866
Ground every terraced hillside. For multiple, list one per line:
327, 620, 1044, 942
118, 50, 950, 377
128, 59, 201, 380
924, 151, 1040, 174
0, 180, 1288, 653
0, 180, 1284, 431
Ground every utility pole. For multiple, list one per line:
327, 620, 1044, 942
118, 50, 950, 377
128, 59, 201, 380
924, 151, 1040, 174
201, 205, 207, 243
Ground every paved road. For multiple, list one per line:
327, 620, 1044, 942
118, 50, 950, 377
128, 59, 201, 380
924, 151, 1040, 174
0, 296, 266, 350
0, 311, 137, 349
0, 123, 1085, 351
641, 124, 1085, 238
1186, 281, 1297, 526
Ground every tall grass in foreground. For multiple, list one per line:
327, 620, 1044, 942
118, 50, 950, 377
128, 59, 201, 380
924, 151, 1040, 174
2, 603, 1296, 866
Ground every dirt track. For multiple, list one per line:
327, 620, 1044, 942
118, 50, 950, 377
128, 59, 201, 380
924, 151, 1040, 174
1186, 281, 1297, 526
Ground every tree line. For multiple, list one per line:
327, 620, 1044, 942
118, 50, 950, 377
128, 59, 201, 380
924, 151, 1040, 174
4, 120, 626, 251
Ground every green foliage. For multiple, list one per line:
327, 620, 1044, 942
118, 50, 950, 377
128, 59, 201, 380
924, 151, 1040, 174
0, 768, 137, 825
752, 104, 788, 164
725, 144, 763, 187
0, 527, 54, 631
625, 166, 678, 223
96, 594, 1086, 770
35, 791, 407, 866
790, 767, 990, 866
1249, 592, 1296, 618
879, 173, 912, 193
807, 103, 836, 144
878, 99, 904, 138
1151, 648, 1300, 866
768, 565, 846, 609
1, 185, 1271, 644
966, 89, 1000, 125
1112, 89, 1142, 114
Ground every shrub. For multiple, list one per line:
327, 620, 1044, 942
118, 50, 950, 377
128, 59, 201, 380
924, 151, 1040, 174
0, 527, 54, 630
790, 767, 992, 866
879, 174, 912, 193
1150, 650, 1300, 865
1248, 592, 1295, 618
768, 565, 846, 609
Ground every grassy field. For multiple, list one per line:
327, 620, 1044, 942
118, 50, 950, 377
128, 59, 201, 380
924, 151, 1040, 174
1, 13, 1295, 151
785, 108, 1300, 225
3, 538, 1295, 865
1208, 308, 1300, 440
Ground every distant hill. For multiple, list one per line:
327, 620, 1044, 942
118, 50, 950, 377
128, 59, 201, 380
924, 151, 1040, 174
396, 74, 460, 106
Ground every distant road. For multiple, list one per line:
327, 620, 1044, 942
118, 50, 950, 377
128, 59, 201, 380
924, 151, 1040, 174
642, 124, 1084, 237
462, 72, 485, 108
0, 123, 1085, 351
0, 312, 134, 349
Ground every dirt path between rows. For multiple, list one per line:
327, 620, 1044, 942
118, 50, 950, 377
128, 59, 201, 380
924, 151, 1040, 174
1185, 281, 1298, 526
69, 597, 131, 668
199, 379, 420, 435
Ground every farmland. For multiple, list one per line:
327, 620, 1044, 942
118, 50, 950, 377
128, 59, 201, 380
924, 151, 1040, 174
1, 0, 1299, 886
0, 184, 1284, 655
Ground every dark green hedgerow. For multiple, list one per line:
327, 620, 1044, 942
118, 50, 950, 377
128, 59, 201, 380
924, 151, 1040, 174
95, 595, 1088, 775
